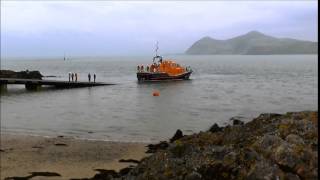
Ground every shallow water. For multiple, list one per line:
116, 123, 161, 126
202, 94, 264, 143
1, 55, 318, 142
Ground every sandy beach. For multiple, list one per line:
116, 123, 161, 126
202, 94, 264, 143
0, 133, 148, 180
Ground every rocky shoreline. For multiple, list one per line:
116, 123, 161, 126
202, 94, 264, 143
0, 70, 43, 79
78, 111, 318, 180
2, 111, 317, 180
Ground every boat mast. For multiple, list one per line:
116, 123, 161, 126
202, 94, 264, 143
155, 41, 159, 57
153, 41, 159, 63
64, 52, 66, 61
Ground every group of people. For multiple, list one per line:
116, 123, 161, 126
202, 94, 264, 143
68, 72, 78, 82
137, 63, 159, 73
87, 73, 96, 83
68, 72, 97, 82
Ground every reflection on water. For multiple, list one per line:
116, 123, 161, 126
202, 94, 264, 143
1, 55, 318, 142
1, 85, 62, 96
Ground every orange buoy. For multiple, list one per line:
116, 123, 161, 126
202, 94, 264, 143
153, 90, 160, 96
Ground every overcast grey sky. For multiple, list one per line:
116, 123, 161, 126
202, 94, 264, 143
1, 1, 318, 57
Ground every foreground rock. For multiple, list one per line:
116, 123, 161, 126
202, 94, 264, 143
104, 111, 317, 180
5, 171, 61, 180
0, 70, 43, 79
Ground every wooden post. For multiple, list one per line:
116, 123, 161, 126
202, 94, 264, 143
0, 84, 8, 93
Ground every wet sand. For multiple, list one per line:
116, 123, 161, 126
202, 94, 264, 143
0, 134, 148, 180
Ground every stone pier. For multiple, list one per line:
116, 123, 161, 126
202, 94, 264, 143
0, 78, 115, 92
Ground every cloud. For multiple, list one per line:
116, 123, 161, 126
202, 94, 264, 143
1, 1, 317, 57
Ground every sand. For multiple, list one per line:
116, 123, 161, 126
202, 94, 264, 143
0, 133, 148, 180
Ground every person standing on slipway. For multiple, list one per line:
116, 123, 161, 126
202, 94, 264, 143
75, 73, 78, 82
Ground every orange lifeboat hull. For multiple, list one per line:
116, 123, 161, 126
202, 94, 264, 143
137, 71, 192, 82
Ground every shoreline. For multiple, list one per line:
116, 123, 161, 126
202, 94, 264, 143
0, 133, 148, 180
1, 130, 158, 144
1, 111, 318, 179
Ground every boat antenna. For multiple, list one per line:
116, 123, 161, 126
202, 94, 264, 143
155, 41, 159, 57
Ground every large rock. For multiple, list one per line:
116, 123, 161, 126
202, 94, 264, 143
170, 129, 184, 143
229, 116, 245, 126
0, 70, 43, 79
208, 123, 223, 133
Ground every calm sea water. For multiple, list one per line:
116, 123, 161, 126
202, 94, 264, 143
1, 55, 318, 142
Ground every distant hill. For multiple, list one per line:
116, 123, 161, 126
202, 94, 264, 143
186, 31, 318, 55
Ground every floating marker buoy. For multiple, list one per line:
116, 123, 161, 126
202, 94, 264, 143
153, 90, 160, 96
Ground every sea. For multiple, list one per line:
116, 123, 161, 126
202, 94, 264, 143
0, 55, 318, 142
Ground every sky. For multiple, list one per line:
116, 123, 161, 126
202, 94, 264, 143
1, 1, 318, 57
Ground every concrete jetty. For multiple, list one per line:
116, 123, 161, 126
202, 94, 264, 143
0, 78, 115, 91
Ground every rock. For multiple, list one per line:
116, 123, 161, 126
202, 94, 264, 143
247, 160, 284, 180
30, 172, 61, 177
119, 159, 140, 164
92, 173, 113, 180
230, 116, 245, 126
146, 141, 169, 153
223, 152, 237, 166
285, 134, 305, 145
274, 143, 300, 171
170, 129, 184, 143
119, 167, 133, 176
0, 70, 43, 79
208, 123, 223, 133
185, 171, 202, 180
284, 173, 300, 180
197, 162, 234, 179
92, 169, 119, 179
54, 143, 67, 146
5, 172, 61, 180
233, 120, 244, 126
252, 134, 284, 156
169, 141, 187, 158
233, 119, 244, 126
257, 113, 282, 121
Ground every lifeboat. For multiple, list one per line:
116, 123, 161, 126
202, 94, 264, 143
137, 55, 192, 82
